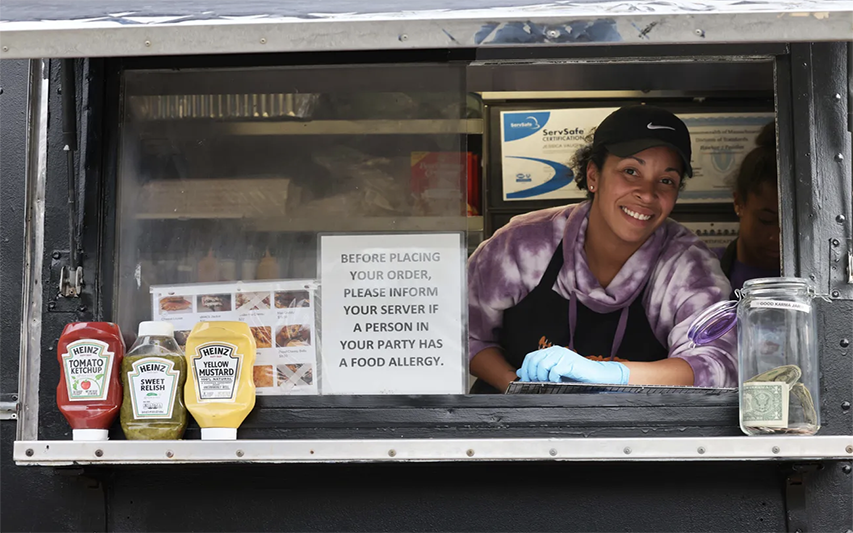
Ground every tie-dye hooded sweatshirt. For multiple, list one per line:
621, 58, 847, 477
468, 201, 737, 387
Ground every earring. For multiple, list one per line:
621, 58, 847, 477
589, 186, 595, 192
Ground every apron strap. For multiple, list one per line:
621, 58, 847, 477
609, 306, 630, 360
540, 239, 632, 360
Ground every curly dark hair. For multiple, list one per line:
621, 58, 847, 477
730, 121, 777, 199
569, 129, 690, 198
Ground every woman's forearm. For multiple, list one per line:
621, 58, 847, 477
469, 347, 518, 392
622, 357, 695, 386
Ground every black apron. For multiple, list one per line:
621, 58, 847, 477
471, 241, 668, 394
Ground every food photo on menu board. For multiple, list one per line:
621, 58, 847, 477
151, 280, 319, 395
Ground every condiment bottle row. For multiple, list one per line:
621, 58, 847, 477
57, 320, 257, 441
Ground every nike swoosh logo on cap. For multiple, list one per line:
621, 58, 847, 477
647, 122, 675, 131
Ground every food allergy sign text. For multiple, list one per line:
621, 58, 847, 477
320, 233, 464, 394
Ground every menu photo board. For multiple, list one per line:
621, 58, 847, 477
319, 233, 466, 395
151, 279, 319, 395
500, 108, 775, 203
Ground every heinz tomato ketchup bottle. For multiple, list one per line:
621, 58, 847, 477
57, 322, 125, 440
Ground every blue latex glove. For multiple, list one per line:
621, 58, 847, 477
517, 346, 630, 385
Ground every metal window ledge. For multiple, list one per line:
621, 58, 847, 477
14, 435, 853, 465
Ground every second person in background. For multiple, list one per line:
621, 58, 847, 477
717, 122, 780, 293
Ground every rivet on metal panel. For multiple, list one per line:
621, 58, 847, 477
25, 449, 33, 457
144, 41, 151, 47
832, 290, 841, 298
697, 447, 706, 455
166, 450, 174, 458
842, 401, 851, 410
836, 93, 843, 100
466, 449, 475, 457
94, 449, 103, 457
2, 46, 8, 53
809, 274, 816, 281
836, 153, 845, 162
236, 450, 244, 458
838, 215, 847, 223
846, 445, 853, 453
398, 34, 408, 42
772, 446, 780, 454
833, 239, 841, 247
623, 447, 632, 455
388, 449, 396, 457
52, 251, 61, 260
260, 38, 267, 44
546, 29, 560, 39
841, 338, 850, 348
48, 302, 56, 310
694, 29, 705, 37
549, 448, 557, 457
843, 465, 852, 474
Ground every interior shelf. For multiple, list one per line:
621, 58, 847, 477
138, 119, 484, 137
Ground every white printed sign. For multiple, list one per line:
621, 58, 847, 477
501, 108, 615, 201
320, 233, 465, 395
151, 279, 318, 396
680, 113, 775, 203
500, 108, 774, 203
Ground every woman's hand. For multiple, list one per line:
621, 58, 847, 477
518, 346, 630, 385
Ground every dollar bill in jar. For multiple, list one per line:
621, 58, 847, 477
742, 381, 789, 428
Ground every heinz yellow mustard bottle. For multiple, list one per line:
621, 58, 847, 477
184, 322, 256, 440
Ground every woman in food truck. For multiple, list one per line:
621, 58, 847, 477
468, 105, 736, 394
716, 122, 780, 293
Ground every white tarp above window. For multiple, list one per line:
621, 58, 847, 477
0, 1, 850, 58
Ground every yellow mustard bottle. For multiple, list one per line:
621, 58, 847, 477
184, 321, 256, 440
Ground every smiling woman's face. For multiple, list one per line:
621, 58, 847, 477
586, 146, 683, 247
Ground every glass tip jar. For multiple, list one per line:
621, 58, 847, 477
689, 277, 820, 436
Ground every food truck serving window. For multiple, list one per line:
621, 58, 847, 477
108, 53, 780, 410
36, 48, 803, 448
116, 63, 472, 397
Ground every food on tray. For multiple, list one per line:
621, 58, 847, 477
274, 290, 310, 309
275, 323, 311, 347
253, 365, 274, 388
197, 294, 231, 312
160, 296, 192, 312
236, 292, 271, 310
251, 326, 273, 348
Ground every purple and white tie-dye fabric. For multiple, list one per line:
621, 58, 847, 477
467, 201, 737, 387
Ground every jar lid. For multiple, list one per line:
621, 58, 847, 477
687, 300, 738, 346
138, 321, 174, 337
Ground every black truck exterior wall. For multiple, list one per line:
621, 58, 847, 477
1, 43, 852, 532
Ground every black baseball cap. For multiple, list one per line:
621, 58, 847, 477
593, 105, 693, 178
